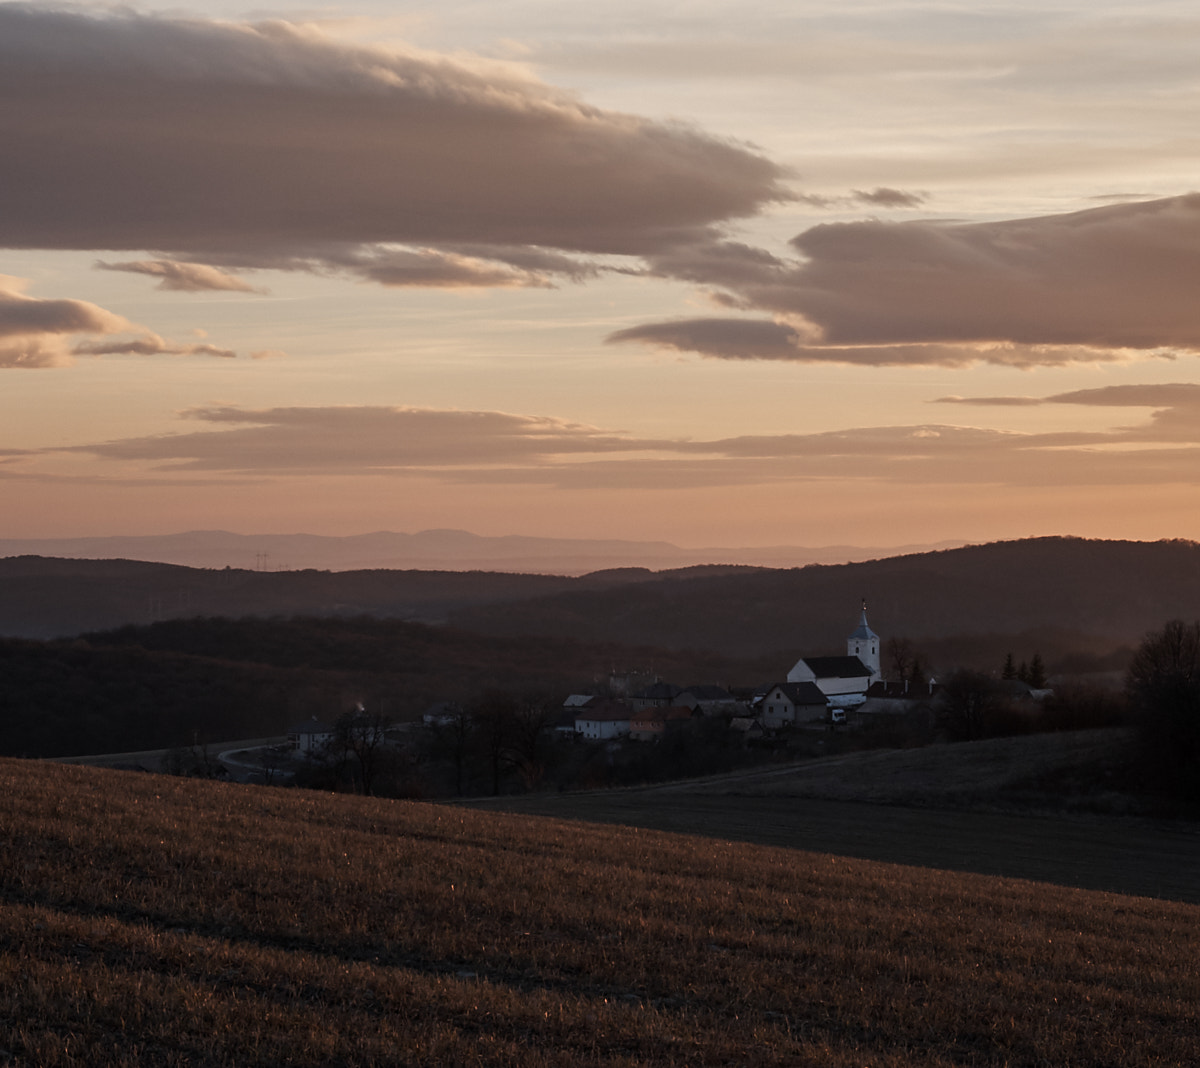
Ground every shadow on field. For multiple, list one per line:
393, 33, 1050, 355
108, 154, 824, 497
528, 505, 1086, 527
470, 790, 1200, 905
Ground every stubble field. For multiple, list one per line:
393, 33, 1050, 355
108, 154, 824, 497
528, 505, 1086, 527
2, 757, 1198, 1066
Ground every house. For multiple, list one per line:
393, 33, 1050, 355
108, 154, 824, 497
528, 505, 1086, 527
422, 702, 465, 729
628, 705, 694, 742
562, 694, 598, 711
786, 604, 881, 701
676, 684, 740, 716
574, 700, 633, 741
729, 716, 769, 745
629, 681, 683, 712
758, 682, 827, 729
287, 718, 335, 754
550, 708, 581, 737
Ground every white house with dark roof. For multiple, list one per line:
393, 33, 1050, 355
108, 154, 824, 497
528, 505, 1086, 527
574, 700, 633, 741
758, 682, 828, 729
785, 604, 882, 702
287, 718, 335, 753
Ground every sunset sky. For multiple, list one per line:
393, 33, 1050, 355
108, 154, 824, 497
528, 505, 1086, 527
4, 0, 1200, 550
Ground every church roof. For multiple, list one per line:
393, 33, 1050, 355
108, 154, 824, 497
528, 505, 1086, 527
848, 606, 878, 642
799, 655, 873, 679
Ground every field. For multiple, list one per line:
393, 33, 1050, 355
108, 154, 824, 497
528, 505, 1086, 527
3, 757, 1199, 1066
477, 730, 1200, 904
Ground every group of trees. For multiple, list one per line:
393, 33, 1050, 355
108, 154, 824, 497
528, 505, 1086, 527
886, 638, 929, 690
1001, 652, 1047, 688
301, 687, 767, 799
427, 690, 555, 797
1126, 619, 1200, 802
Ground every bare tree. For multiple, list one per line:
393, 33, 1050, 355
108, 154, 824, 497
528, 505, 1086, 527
333, 704, 393, 796
429, 706, 473, 796
506, 694, 553, 790
887, 637, 915, 683
472, 690, 518, 797
935, 670, 1001, 741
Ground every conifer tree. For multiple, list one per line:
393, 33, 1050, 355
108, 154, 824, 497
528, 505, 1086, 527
1028, 653, 1047, 689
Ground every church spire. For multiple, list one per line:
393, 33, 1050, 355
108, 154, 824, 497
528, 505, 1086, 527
847, 601, 880, 679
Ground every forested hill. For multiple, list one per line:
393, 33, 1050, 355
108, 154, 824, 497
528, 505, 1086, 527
2, 538, 1198, 665
0, 616, 777, 758
448, 537, 1200, 661
0, 556, 683, 639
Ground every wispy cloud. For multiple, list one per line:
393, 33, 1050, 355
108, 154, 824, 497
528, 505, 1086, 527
62, 406, 661, 472
71, 335, 237, 359
95, 259, 264, 294
0, 274, 135, 368
0, 275, 254, 367
33, 392, 1200, 492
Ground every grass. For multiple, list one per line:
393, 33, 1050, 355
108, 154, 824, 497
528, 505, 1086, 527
3, 757, 1200, 1065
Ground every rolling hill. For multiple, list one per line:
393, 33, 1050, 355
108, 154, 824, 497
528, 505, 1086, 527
2, 538, 1198, 684
2, 758, 1197, 1066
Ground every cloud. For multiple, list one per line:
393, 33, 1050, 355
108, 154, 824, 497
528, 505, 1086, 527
607, 316, 1146, 368
0, 274, 136, 368
339, 247, 556, 289
851, 188, 925, 208
71, 335, 237, 359
793, 189, 927, 211
619, 195, 1200, 366
0, 275, 131, 339
95, 259, 264, 293
933, 395, 1043, 407
42, 391, 1200, 492
935, 382, 1200, 445
1046, 383, 1200, 408
608, 318, 806, 360
937, 383, 1200, 410
65, 406, 661, 472
0, 6, 787, 283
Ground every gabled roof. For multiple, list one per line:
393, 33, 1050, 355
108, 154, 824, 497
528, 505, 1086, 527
630, 705, 693, 727
631, 681, 683, 701
563, 694, 598, 708
766, 681, 827, 706
575, 700, 634, 722
798, 655, 873, 679
679, 684, 732, 701
288, 720, 335, 735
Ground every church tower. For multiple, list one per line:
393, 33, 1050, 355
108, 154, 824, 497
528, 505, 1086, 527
847, 600, 880, 681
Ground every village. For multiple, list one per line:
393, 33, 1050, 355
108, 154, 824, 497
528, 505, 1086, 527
201, 605, 1055, 796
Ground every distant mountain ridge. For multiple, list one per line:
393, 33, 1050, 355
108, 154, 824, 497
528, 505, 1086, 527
0, 529, 962, 575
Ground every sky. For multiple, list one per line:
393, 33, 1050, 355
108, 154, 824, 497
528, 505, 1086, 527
3, 0, 1200, 550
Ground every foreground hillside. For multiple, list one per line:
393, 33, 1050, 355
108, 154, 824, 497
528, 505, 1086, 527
3, 760, 1198, 1066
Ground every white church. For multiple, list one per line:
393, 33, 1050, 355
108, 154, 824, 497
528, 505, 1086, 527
786, 602, 881, 704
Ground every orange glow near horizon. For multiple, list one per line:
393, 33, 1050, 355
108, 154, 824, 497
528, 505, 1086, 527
2, 3, 1200, 552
